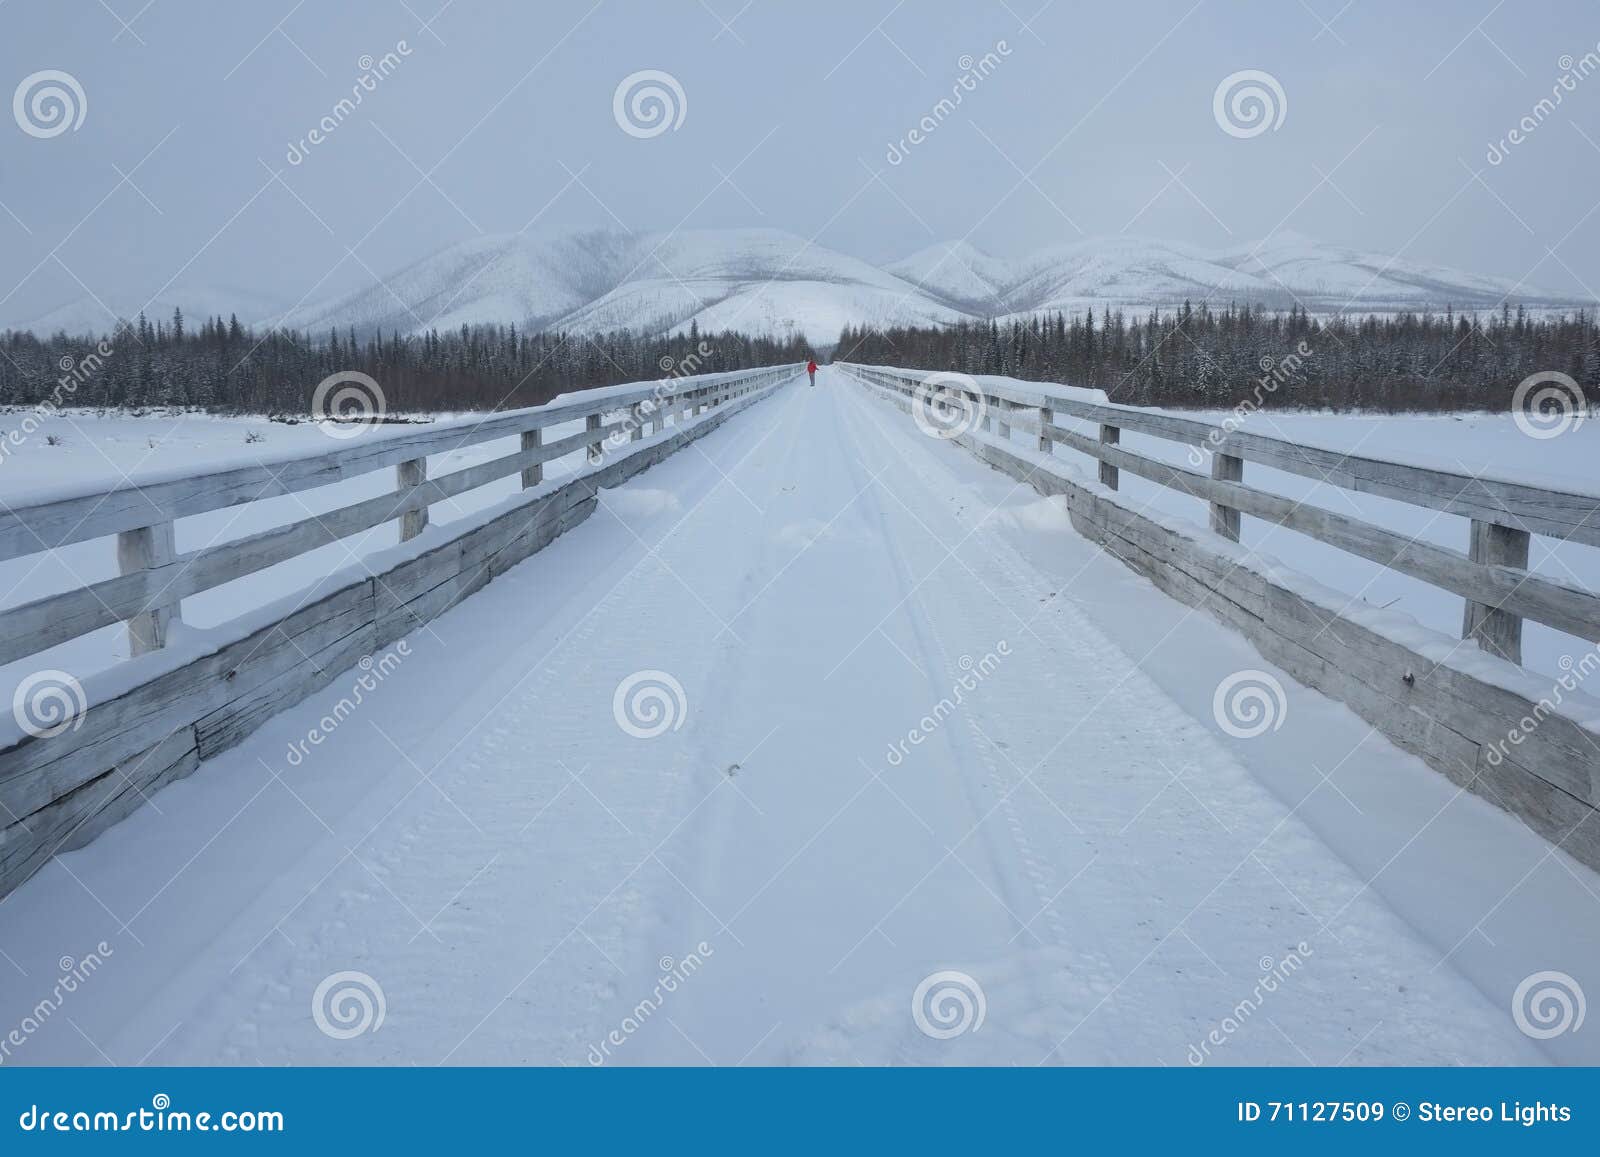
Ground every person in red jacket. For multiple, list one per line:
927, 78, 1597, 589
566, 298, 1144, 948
807, 358, 818, 386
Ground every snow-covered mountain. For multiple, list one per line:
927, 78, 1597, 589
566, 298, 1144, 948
7, 228, 1589, 343
894, 231, 1587, 319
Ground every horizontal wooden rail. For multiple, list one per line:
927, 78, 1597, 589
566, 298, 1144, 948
1, 365, 799, 668
843, 364, 1600, 550
0, 368, 792, 562
842, 363, 1600, 665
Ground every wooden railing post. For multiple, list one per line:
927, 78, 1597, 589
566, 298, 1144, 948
1098, 424, 1120, 490
630, 402, 645, 442
520, 428, 543, 488
1463, 519, 1530, 664
587, 413, 604, 462
397, 457, 428, 541
1038, 406, 1054, 455
117, 521, 178, 656
995, 398, 1010, 440
1209, 452, 1242, 541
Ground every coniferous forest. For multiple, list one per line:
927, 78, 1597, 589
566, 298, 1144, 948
5, 303, 1598, 417
0, 313, 812, 416
838, 303, 1600, 412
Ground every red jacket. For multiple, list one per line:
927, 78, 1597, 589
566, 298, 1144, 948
806, 360, 818, 373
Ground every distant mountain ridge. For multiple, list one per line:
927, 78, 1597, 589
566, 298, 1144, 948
7, 227, 1590, 344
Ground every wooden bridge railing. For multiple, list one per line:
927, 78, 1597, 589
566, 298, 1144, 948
841, 363, 1600, 667
0, 364, 798, 671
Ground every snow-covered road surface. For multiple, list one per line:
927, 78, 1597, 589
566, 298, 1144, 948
0, 368, 1591, 1066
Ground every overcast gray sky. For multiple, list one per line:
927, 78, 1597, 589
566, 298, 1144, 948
3, 0, 1599, 317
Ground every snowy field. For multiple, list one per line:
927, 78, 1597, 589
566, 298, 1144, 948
0, 372, 1595, 1067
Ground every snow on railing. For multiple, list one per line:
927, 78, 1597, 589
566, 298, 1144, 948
0, 365, 799, 669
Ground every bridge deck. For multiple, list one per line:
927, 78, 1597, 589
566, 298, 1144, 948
0, 368, 1589, 1065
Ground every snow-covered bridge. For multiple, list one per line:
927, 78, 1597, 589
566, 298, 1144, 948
0, 365, 1596, 1066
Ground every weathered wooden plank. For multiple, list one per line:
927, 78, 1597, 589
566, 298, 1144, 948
1098, 424, 1120, 490
0, 728, 198, 893
397, 458, 429, 542
520, 428, 543, 488
1039, 419, 1600, 645
1209, 453, 1243, 542
116, 520, 178, 655
1462, 519, 1530, 664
